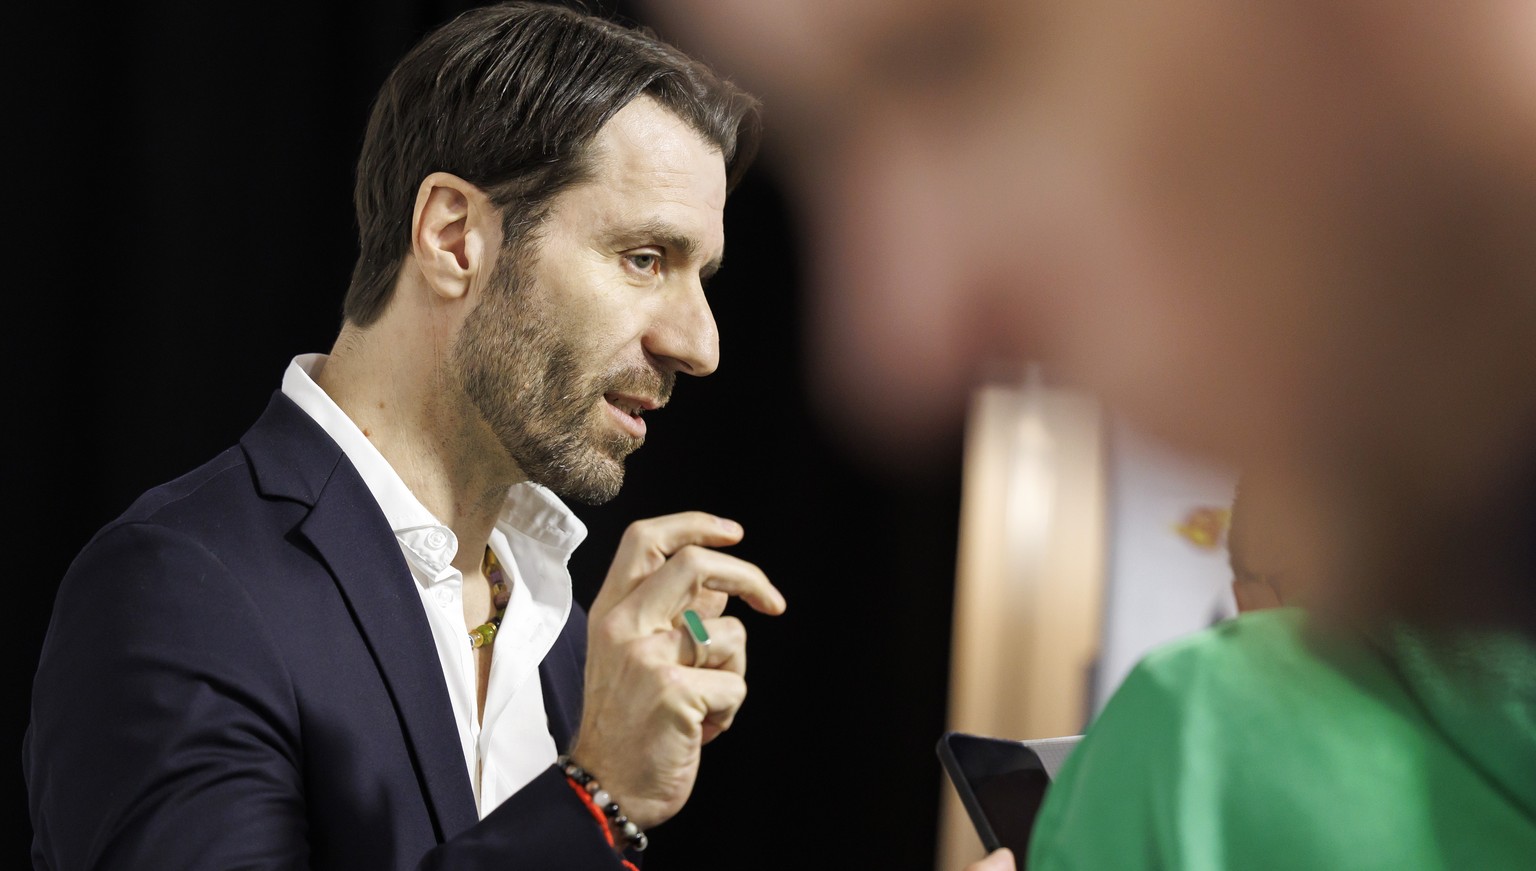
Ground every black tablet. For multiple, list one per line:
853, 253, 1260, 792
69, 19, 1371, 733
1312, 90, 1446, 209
937, 731, 1081, 861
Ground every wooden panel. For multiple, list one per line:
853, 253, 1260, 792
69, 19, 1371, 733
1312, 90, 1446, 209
936, 377, 1106, 871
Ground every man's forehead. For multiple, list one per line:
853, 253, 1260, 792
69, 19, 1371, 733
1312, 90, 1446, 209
567, 100, 728, 259
590, 99, 727, 195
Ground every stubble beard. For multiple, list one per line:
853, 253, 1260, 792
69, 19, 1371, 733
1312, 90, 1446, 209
452, 253, 674, 505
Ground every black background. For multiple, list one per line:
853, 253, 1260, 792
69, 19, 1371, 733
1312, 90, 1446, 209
10, 1, 965, 868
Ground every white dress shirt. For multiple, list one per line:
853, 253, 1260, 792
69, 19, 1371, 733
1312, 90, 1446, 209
282, 354, 584, 817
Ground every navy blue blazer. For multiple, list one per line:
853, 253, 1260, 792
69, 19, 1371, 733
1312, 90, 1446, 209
26, 393, 631, 870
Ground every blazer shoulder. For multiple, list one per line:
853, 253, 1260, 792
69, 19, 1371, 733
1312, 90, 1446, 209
99, 392, 351, 550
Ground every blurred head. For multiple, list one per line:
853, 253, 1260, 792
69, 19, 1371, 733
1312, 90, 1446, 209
649, 0, 1536, 630
345, 1, 760, 327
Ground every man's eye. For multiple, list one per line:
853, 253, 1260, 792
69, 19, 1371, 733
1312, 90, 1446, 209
626, 253, 660, 274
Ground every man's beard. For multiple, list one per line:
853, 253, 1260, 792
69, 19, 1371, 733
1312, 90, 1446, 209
452, 256, 674, 505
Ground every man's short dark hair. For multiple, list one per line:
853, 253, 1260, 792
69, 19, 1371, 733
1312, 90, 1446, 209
344, 1, 762, 327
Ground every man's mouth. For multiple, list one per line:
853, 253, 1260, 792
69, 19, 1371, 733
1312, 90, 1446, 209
603, 392, 659, 438
604, 393, 658, 417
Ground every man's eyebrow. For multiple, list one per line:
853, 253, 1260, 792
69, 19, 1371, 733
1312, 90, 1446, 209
607, 219, 725, 278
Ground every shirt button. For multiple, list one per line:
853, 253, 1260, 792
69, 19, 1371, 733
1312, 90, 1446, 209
426, 530, 448, 549
436, 588, 453, 607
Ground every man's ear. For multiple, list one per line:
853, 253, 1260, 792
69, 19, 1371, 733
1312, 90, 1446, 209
410, 172, 500, 302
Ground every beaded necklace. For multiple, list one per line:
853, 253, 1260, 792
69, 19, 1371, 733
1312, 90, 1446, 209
469, 546, 511, 649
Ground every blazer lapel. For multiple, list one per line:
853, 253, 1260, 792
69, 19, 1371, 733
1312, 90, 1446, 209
538, 615, 586, 752
242, 393, 479, 840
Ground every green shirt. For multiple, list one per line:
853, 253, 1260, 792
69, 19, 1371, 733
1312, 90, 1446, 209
1027, 608, 1536, 870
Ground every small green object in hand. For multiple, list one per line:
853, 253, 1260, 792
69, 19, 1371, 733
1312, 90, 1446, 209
683, 609, 710, 644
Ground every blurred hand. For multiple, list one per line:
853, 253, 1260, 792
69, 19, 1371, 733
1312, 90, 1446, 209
568, 512, 786, 828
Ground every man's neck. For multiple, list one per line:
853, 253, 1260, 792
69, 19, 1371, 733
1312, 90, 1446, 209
316, 316, 524, 569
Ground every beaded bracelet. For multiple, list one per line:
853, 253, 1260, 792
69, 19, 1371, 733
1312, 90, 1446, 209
558, 755, 650, 853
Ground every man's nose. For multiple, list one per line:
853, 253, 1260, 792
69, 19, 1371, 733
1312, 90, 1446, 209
644, 280, 720, 377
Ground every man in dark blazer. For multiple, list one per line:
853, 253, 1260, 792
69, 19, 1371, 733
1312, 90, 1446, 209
24, 5, 783, 869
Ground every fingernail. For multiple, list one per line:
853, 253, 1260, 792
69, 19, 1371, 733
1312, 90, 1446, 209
718, 517, 741, 534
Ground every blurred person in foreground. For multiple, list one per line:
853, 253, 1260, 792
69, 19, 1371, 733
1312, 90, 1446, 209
644, 1, 1536, 868
24, 4, 785, 869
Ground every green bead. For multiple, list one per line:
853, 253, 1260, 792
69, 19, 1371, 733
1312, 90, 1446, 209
469, 622, 499, 648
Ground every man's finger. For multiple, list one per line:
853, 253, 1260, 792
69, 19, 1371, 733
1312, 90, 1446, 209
686, 668, 748, 742
616, 545, 784, 634
679, 588, 730, 622
673, 615, 747, 676
593, 512, 745, 615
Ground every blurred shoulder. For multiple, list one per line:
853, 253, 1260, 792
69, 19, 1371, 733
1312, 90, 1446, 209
1027, 610, 1491, 870
1125, 607, 1395, 716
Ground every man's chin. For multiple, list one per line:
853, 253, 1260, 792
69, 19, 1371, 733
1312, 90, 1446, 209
552, 467, 626, 505
508, 421, 639, 504
537, 449, 628, 506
